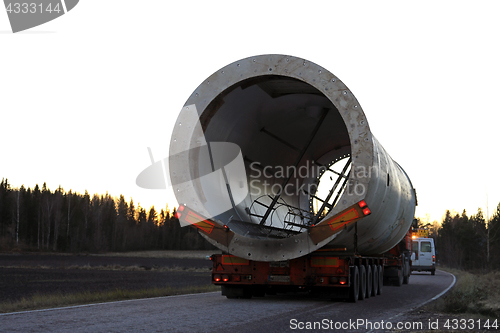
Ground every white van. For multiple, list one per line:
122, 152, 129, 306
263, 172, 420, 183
411, 238, 436, 275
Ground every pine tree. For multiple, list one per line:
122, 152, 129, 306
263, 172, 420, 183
0, 178, 13, 240
41, 182, 53, 250
52, 186, 64, 251
32, 184, 42, 249
489, 203, 500, 269
115, 195, 128, 251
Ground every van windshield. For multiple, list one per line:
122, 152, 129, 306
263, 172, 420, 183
421, 241, 432, 252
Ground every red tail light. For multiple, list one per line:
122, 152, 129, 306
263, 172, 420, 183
222, 275, 229, 282
358, 201, 371, 215
213, 274, 221, 282
175, 205, 185, 219
339, 277, 347, 285
432, 255, 435, 263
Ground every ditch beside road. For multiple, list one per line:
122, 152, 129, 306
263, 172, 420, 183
0, 252, 213, 303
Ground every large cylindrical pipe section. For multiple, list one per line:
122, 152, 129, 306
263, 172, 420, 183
169, 55, 416, 261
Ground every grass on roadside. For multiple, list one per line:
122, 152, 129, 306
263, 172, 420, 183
429, 267, 500, 318
0, 284, 219, 314
0, 264, 211, 273
96, 250, 221, 259
0, 250, 221, 259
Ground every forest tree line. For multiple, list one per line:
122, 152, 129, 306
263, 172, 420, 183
1, 178, 500, 271
0, 178, 215, 252
417, 204, 500, 271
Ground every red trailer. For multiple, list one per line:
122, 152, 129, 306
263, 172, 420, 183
176, 204, 412, 302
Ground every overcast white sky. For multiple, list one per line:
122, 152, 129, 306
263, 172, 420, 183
1, 1, 499, 223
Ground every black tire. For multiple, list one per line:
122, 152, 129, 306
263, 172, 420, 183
366, 265, 372, 298
403, 259, 410, 285
222, 286, 252, 299
240, 287, 253, 299
253, 288, 265, 297
359, 265, 366, 300
395, 267, 404, 287
371, 265, 378, 296
431, 269, 435, 276
377, 265, 383, 295
349, 266, 359, 303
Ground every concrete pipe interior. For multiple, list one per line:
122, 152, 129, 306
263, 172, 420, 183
170, 55, 416, 260
198, 75, 352, 238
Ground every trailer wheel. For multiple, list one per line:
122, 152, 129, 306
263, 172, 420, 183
222, 286, 252, 299
348, 266, 359, 303
358, 265, 366, 300
253, 287, 265, 297
371, 265, 378, 296
377, 265, 383, 295
395, 267, 404, 287
403, 258, 410, 284
240, 287, 253, 299
366, 265, 373, 298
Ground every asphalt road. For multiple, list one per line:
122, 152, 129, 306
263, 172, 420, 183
0, 270, 454, 333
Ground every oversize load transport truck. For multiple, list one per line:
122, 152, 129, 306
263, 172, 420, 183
169, 55, 417, 302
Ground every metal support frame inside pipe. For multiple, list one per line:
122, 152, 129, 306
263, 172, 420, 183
169, 54, 417, 262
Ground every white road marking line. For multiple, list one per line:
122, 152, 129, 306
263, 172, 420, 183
0, 291, 220, 317
366, 270, 456, 333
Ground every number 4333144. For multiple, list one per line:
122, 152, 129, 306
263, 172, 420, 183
6, 2, 61, 14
